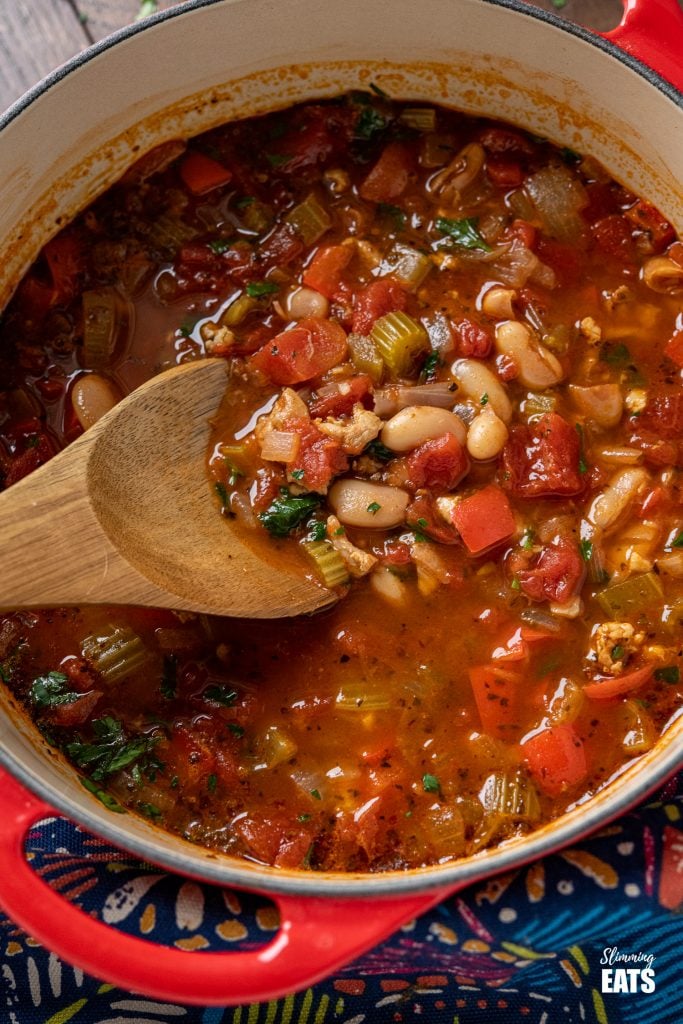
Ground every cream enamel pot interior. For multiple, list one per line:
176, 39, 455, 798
0, 0, 682, 1005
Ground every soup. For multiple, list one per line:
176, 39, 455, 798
1, 93, 681, 870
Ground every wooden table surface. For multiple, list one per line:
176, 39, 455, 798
0, 0, 627, 114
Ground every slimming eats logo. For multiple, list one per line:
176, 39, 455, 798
600, 946, 656, 993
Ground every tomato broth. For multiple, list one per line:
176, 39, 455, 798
1, 94, 682, 871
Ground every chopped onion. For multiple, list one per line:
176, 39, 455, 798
520, 608, 562, 633
424, 312, 455, 355
491, 244, 546, 288
658, 551, 683, 578
373, 382, 458, 417
525, 164, 588, 242
260, 430, 300, 463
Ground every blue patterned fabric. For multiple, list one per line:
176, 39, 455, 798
2, 774, 681, 1024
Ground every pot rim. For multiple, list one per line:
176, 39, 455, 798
0, 0, 681, 140
0, 0, 681, 898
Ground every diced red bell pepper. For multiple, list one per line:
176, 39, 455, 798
452, 484, 516, 555
179, 152, 233, 195
351, 279, 407, 335
455, 318, 493, 359
522, 723, 588, 797
592, 215, 635, 262
582, 665, 654, 701
486, 157, 524, 189
359, 142, 413, 203
403, 433, 469, 491
250, 318, 348, 385
303, 245, 353, 300
469, 664, 522, 740
502, 413, 584, 499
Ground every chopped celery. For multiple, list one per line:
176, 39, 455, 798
335, 681, 391, 711
347, 332, 384, 383
258, 726, 298, 768
302, 540, 350, 587
622, 700, 656, 755
543, 324, 572, 355
399, 107, 437, 132
221, 294, 258, 326
240, 200, 273, 234
522, 391, 558, 417
285, 193, 332, 245
380, 242, 432, 291
82, 287, 125, 368
479, 771, 541, 824
370, 311, 429, 377
596, 571, 664, 617
82, 626, 150, 683
147, 213, 196, 251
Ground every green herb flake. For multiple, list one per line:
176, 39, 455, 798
367, 501, 382, 515
369, 82, 390, 99
235, 196, 256, 208
30, 671, 79, 709
298, 813, 312, 822
160, 654, 178, 700
364, 439, 396, 463
291, 469, 305, 481
79, 777, 126, 813
228, 723, 245, 738
207, 239, 232, 254
417, 517, 429, 530
259, 491, 322, 537
246, 281, 279, 298
378, 203, 407, 231
310, 788, 322, 800
422, 773, 440, 793
308, 520, 328, 542
170, 775, 179, 789
480, 392, 489, 406
227, 463, 243, 487
611, 645, 625, 662
203, 685, 238, 707
66, 717, 158, 782
355, 107, 387, 140
655, 666, 680, 684
580, 539, 593, 562
207, 773, 218, 793
575, 422, 588, 475
521, 530, 535, 551
215, 481, 229, 507
435, 216, 492, 252
671, 531, 683, 549
599, 342, 632, 367
421, 351, 441, 381
138, 801, 162, 820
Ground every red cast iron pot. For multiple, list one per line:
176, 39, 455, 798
0, 0, 681, 1006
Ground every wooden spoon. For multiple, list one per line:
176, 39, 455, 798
0, 359, 333, 617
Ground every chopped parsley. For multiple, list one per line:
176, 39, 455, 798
308, 520, 328, 542
291, 468, 305, 481
228, 723, 245, 738
364, 439, 395, 463
207, 773, 218, 793
30, 671, 79, 709
259, 491, 322, 537
298, 813, 312, 822
227, 463, 243, 487
354, 106, 387, 140
246, 281, 279, 298
215, 481, 230, 508
480, 392, 489, 406
671, 530, 683, 549
378, 203, 407, 231
575, 422, 588, 474
521, 530, 535, 551
203, 685, 238, 707
421, 351, 441, 382
611, 645, 625, 662
80, 777, 126, 813
580, 539, 593, 562
235, 196, 256, 208
599, 342, 632, 367
422, 773, 440, 794
65, 717, 159, 782
435, 216, 492, 252
207, 239, 232, 254
510, 577, 521, 591
138, 801, 162, 820
655, 666, 680, 684
310, 788, 322, 800
160, 655, 177, 700
367, 501, 382, 515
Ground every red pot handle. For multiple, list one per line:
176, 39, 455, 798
604, 0, 683, 94
0, 769, 450, 1005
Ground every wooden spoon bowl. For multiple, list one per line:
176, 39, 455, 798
0, 359, 332, 617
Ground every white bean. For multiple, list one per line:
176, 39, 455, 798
481, 285, 517, 320
284, 286, 329, 320
71, 374, 120, 430
641, 255, 683, 294
328, 479, 409, 529
495, 320, 563, 389
451, 358, 512, 424
587, 467, 650, 531
466, 407, 509, 461
381, 405, 466, 452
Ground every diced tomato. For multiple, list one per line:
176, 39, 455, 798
502, 412, 584, 498
637, 387, 683, 441
495, 354, 518, 381
380, 539, 413, 566
476, 125, 536, 158
583, 665, 654, 701
359, 143, 413, 203
624, 200, 675, 251
48, 691, 102, 728
250, 465, 288, 513
179, 152, 232, 195
451, 484, 516, 555
664, 331, 683, 368
517, 537, 585, 605
250, 318, 348, 385
505, 219, 537, 249
303, 245, 353, 300
469, 664, 522, 740
403, 433, 469, 491
61, 657, 102, 692
352, 279, 407, 335
581, 182, 620, 224
43, 233, 84, 305
455, 318, 492, 359
34, 376, 65, 401
405, 492, 460, 544
534, 237, 582, 287
308, 375, 372, 419
266, 105, 353, 175
522, 723, 588, 797
236, 814, 314, 868
592, 215, 635, 262
3, 432, 56, 487
252, 224, 304, 274
490, 624, 555, 663
164, 725, 217, 789
288, 418, 349, 492
486, 157, 524, 189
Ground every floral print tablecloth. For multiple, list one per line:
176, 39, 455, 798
2, 773, 682, 1024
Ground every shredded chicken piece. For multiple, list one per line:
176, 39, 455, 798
579, 316, 602, 345
317, 403, 382, 455
326, 515, 377, 577
203, 325, 234, 355
603, 285, 632, 312
255, 387, 309, 448
590, 621, 645, 675
624, 389, 648, 414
